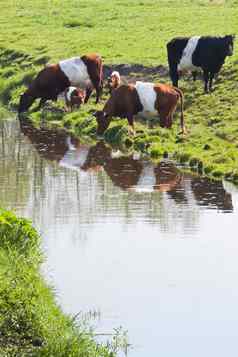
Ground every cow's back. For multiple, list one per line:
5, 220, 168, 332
192, 37, 228, 70
167, 37, 190, 64
28, 63, 69, 96
81, 53, 103, 85
153, 83, 180, 107
59, 57, 91, 87
178, 36, 201, 71
134, 81, 157, 113
104, 85, 142, 117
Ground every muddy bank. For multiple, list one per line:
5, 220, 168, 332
103, 63, 168, 82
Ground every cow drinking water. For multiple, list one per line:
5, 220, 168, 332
18, 53, 103, 114
167, 35, 235, 92
93, 81, 185, 136
64, 86, 85, 112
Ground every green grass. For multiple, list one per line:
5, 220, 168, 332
0, 0, 238, 182
0, 209, 114, 356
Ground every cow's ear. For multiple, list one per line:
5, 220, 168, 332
78, 88, 85, 95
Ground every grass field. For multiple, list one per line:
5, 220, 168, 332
0, 0, 238, 183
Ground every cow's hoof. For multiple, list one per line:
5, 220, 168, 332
128, 127, 135, 137
17, 112, 27, 119
178, 128, 188, 136
128, 130, 135, 137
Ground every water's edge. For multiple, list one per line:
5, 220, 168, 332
0, 121, 117, 356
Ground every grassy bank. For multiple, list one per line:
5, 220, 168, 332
0, 0, 238, 182
0, 209, 113, 357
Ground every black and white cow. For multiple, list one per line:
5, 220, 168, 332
167, 35, 235, 92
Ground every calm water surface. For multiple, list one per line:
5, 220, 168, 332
1, 119, 238, 357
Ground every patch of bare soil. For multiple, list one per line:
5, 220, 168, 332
103, 63, 168, 84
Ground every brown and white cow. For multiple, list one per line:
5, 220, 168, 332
18, 53, 103, 114
64, 86, 85, 112
93, 81, 185, 136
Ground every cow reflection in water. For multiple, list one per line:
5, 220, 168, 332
59, 139, 182, 192
191, 178, 232, 211
19, 117, 80, 162
19, 118, 233, 212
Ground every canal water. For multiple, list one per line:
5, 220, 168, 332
1, 118, 238, 357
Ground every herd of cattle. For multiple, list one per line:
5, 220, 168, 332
18, 35, 235, 136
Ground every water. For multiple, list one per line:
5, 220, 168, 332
1, 118, 238, 357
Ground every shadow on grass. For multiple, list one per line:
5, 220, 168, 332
0, 48, 32, 67
0, 72, 35, 105
33, 56, 51, 66
64, 21, 94, 28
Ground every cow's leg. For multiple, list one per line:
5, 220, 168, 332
169, 64, 179, 87
95, 88, 100, 104
33, 98, 47, 112
39, 98, 47, 108
158, 108, 170, 128
88, 75, 103, 104
167, 102, 178, 128
95, 82, 103, 104
127, 113, 135, 136
164, 109, 175, 128
82, 55, 103, 103
209, 73, 215, 92
203, 70, 209, 93
192, 71, 197, 81
157, 99, 171, 128
84, 87, 93, 103
158, 97, 177, 129
167, 110, 175, 128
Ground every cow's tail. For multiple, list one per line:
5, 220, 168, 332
98, 56, 103, 90
173, 87, 186, 134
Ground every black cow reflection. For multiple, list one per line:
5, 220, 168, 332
191, 177, 232, 211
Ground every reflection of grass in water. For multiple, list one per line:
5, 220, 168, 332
0, 0, 238, 183
0, 209, 113, 357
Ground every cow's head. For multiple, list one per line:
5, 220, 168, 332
224, 35, 235, 56
18, 92, 35, 114
111, 71, 120, 85
93, 110, 111, 136
71, 89, 85, 108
